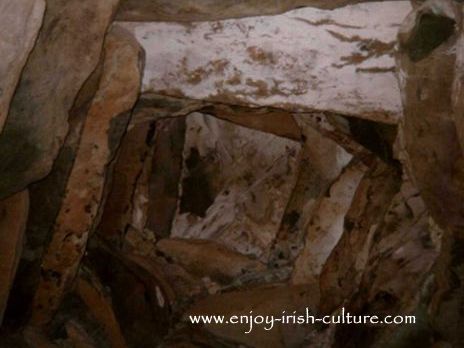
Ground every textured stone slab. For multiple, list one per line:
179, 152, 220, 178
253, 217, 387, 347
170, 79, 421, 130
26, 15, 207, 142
291, 158, 366, 291
76, 268, 127, 348
120, 1, 411, 123
30, 26, 144, 326
171, 113, 301, 260
0, 0, 119, 199
334, 179, 441, 347
269, 118, 353, 273
319, 159, 400, 314
157, 238, 265, 283
396, 0, 464, 230
0, 0, 45, 133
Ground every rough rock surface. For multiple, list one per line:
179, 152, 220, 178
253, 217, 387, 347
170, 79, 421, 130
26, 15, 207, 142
29, 25, 144, 326
334, 179, 442, 347
0, 0, 459, 346
0, 0, 119, 199
157, 238, 265, 283
396, 1, 464, 345
120, 1, 411, 123
0, 191, 29, 324
4, 56, 107, 327
396, 0, 464, 230
171, 113, 301, 260
75, 268, 127, 348
98, 118, 154, 247
291, 158, 366, 293
320, 159, 400, 314
116, 0, 405, 22
0, 0, 45, 133
270, 119, 353, 274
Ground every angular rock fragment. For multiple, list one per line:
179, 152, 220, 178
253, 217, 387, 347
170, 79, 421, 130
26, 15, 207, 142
120, 2, 411, 123
294, 113, 374, 161
319, 159, 400, 314
0, 0, 45, 133
0, 191, 29, 325
0, 0, 119, 199
202, 104, 302, 141
134, 93, 302, 141
29, 25, 144, 326
291, 158, 367, 295
171, 113, 301, 260
132, 94, 206, 124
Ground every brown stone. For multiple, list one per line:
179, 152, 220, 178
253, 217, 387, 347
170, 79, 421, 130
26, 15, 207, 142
145, 116, 186, 239
270, 122, 353, 274
87, 247, 172, 347
0, 0, 45, 133
202, 104, 302, 141
29, 25, 144, 326
333, 179, 442, 347
396, 0, 464, 230
291, 158, 367, 295
98, 120, 153, 247
319, 159, 400, 314
76, 268, 127, 348
3, 55, 107, 327
396, 1, 464, 344
116, 0, 405, 22
0, 0, 119, 199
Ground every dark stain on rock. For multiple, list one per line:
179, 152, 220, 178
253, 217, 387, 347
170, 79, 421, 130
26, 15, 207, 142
404, 13, 455, 62
179, 147, 215, 218
108, 111, 132, 155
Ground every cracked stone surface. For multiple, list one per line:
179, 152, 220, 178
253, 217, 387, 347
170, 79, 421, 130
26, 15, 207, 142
120, 1, 411, 123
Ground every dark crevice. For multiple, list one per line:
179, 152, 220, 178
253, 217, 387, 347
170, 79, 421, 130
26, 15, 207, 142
179, 147, 216, 217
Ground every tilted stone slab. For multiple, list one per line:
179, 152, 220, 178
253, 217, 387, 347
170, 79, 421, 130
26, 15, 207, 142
0, 0, 45, 133
29, 25, 144, 326
0, 0, 119, 199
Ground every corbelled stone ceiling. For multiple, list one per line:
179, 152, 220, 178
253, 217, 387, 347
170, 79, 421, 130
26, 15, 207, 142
1, 0, 464, 347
